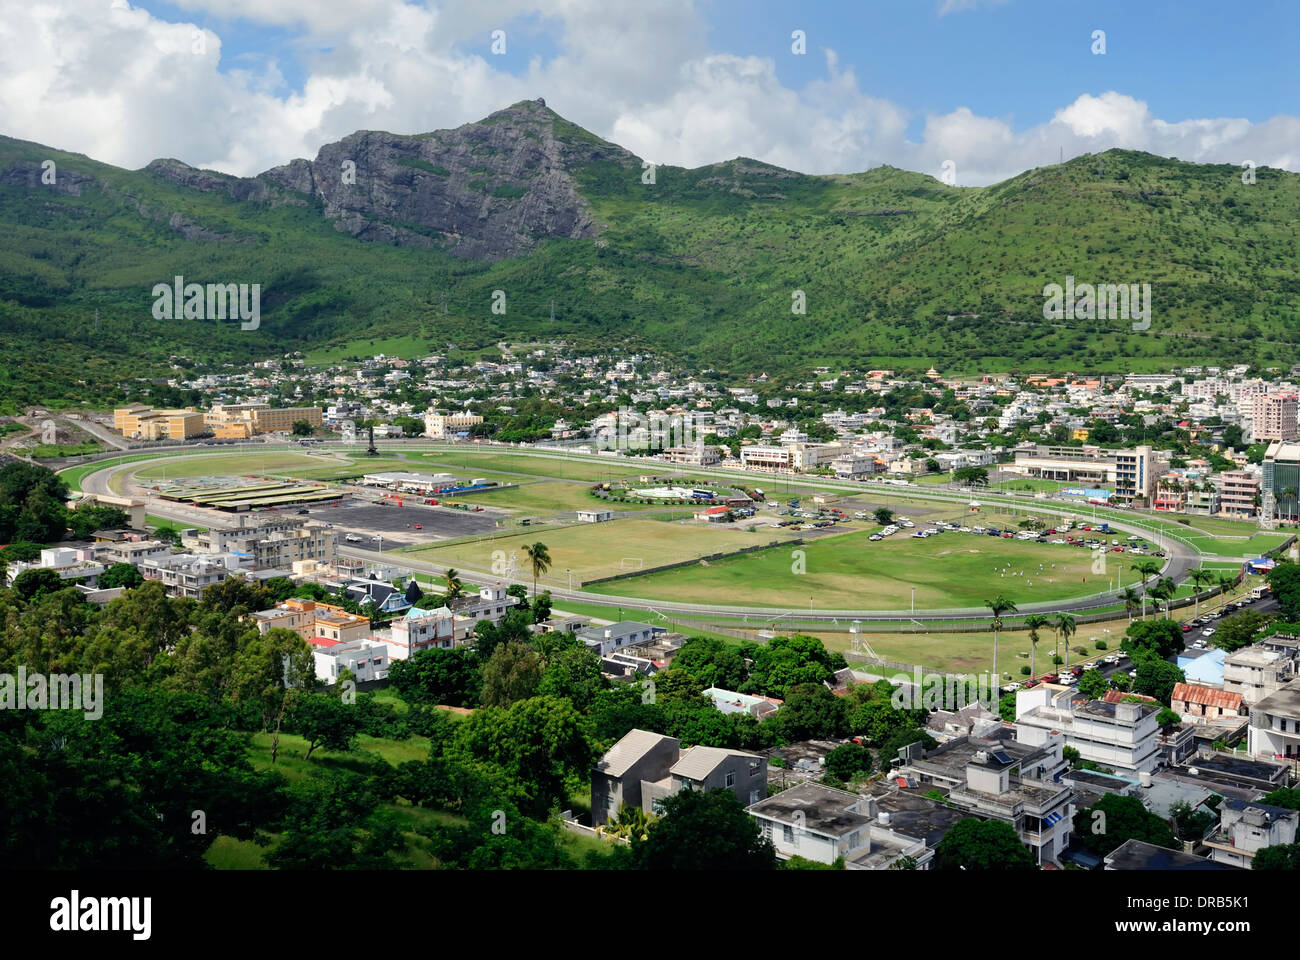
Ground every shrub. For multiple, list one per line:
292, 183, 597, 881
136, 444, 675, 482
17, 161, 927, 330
1019, 665, 1031, 676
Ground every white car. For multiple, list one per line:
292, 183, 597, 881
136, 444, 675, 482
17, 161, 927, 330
1058, 675, 1077, 686
868, 533, 883, 541
959, 526, 972, 533
1050, 538, 1067, 544
345, 534, 363, 543
1202, 627, 1216, 637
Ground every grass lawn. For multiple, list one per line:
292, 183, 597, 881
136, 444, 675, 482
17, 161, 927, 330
134, 451, 345, 481
588, 528, 1100, 610
464, 480, 679, 515
408, 515, 805, 583
145, 513, 205, 533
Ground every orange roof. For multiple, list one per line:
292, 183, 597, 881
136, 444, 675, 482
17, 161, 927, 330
1103, 690, 1157, 704
1171, 683, 1242, 712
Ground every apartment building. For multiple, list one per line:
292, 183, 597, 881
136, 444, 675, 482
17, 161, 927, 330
91, 537, 172, 567
899, 732, 1074, 863
381, 605, 456, 659
1223, 643, 1298, 706
138, 552, 246, 598
1218, 470, 1260, 518
423, 409, 483, 439
182, 516, 336, 570
1247, 686, 1300, 763
660, 444, 723, 466
1251, 393, 1299, 442
4, 547, 105, 588
1015, 685, 1161, 775
252, 598, 372, 646
113, 405, 206, 440
1113, 445, 1157, 502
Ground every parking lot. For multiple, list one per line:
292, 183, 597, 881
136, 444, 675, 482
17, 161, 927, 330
317, 499, 499, 550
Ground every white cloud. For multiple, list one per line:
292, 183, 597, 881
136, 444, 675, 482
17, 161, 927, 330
0, 0, 1295, 186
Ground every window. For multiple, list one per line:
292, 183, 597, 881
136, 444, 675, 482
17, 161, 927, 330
749, 761, 761, 778
782, 824, 794, 844
750, 789, 761, 805
725, 770, 736, 787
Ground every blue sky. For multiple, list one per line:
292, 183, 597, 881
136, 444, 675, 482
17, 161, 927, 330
4, 0, 1297, 180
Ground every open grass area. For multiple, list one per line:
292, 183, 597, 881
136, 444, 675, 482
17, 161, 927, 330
134, 451, 344, 481
408, 515, 806, 582
588, 527, 1101, 611
464, 480, 682, 515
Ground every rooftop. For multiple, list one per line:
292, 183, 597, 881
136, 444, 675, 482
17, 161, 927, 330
595, 728, 678, 779
1105, 839, 1242, 871
747, 782, 870, 837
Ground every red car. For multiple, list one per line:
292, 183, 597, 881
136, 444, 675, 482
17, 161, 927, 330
414, 523, 422, 530
1181, 623, 1193, 632
1070, 666, 1083, 676
1042, 674, 1059, 683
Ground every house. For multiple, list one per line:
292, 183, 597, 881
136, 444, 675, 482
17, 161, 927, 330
332, 574, 412, 615
379, 605, 455, 659
1202, 798, 1299, 868
447, 583, 514, 627
577, 621, 665, 657
1170, 683, 1243, 722
693, 505, 730, 523
312, 638, 390, 684
576, 509, 613, 523
590, 729, 767, 826
253, 598, 371, 646
1223, 642, 1298, 706
4, 547, 105, 588
138, 552, 249, 598
747, 782, 930, 869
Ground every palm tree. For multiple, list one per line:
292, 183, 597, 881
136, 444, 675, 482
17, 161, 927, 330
1022, 614, 1050, 680
444, 567, 464, 602
1121, 587, 1142, 623
1055, 612, 1076, 670
523, 542, 552, 598
1188, 568, 1215, 618
1216, 572, 1237, 608
1149, 576, 1176, 618
1132, 558, 1162, 620
985, 595, 1018, 683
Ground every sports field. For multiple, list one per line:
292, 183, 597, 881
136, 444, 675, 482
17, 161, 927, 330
586, 528, 1102, 610
405, 516, 809, 582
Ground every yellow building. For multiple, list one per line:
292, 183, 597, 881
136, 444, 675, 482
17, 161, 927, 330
1072, 427, 1091, 442
205, 403, 322, 435
113, 406, 205, 440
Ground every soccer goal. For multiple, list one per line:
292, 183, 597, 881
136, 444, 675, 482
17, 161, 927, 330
620, 557, 644, 570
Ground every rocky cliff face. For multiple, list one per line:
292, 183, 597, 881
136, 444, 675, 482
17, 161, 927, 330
254, 98, 637, 260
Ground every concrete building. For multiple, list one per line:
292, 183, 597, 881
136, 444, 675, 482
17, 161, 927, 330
1203, 798, 1299, 869
4, 547, 105, 588
113, 405, 206, 440
1217, 470, 1259, 518
424, 410, 483, 439
1261, 441, 1300, 520
312, 638, 390, 684
1222, 642, 1298, 706
577, 621, 666, 657
138, 552, 247, 598
1008, 444, 1159, 501
591, 729, 767, 825
1015, 684, 1161, 775
183, 516, 336, 570
252, 598, 372, 646
381, 605, 456, 659
1251, 393, 1298, 442
203, 403, 323, 435
660, 445, 723, 467
1247, 685, 1300, 764
575, 509, 614, 523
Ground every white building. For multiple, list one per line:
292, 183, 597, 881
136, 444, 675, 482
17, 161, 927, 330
1015, 685, 1161, 775
380, 605, 456, 660
1203, 798, 1299, 868
576, 509, 614, 523
1246, 686, 1300, 764
312, 638, 390, 684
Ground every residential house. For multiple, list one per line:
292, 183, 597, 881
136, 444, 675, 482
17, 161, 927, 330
1202, 798, 1299, 868
1015, 684, 1161, 775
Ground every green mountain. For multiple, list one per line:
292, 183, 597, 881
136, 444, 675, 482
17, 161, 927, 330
1, 98, 1297, 410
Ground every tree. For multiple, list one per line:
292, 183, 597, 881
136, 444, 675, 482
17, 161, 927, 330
742, 634, 845, 697
1268, 563, 1300, 621
1188, 568, 1216, 618
1253, 843, 1300, 870
65, 504, 129, 540
1148, 577, 1176, 619
12, 568, 67, 601
288, 692, 364, 760
1213, 609, 1269, 652
771, 683, 849, 741
847, 700, 914, 744
1122, 618, 1184, 660
97, 562, 144, 590
529, 590, 553, 624
1260, 788, 1300, 811
824, 743, 873, 782
1132, 657, 1184, 702
291, 419, 314, 436
877, 728, 936, 770
443, 568, 464, 602
1169, 800, 1215, 843
479, 641, 543, 708
673, 637, 748, 690
1131, 559, 1162, 619
1022, 614, 1050, 679
388, 646, 481, 708
1120, 587, 1142, 623
1074, 794, 1177, 856
997, 690, 1016, 722
631, 788, 775, 871
1156, 707, 1183, 731
522, 542, 551, 597
872, 507, 895, 526
1054, 612, 1077, 669
200, 575, 267, 613
935, 818, 1036, 870
985, 595, 1018, 681
1076, 670, 1109, 700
